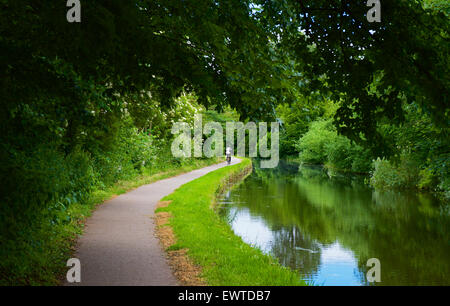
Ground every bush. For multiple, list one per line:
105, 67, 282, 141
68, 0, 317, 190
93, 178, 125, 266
296, 119, 372, 173
64, 150, 97, 204
350, 147, 373, 173
91, 117, 156, 186
370, 155, 420, 190
417, 168, 438, 190
370, 158, 401, 189
325, 135, 353, 170
295, 120, 335, 164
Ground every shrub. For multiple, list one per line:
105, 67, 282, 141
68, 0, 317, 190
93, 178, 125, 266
417, 168, 438, 190
325, 135, 353, 170
296, 119, 372, 173
91, 117, 156, 185
350, 148, 373, 173
370, 158, 402, 189
370, 155, 420, 190
296, 120, 336, 164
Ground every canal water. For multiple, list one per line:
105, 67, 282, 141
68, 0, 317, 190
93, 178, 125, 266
217, 160, 450, 285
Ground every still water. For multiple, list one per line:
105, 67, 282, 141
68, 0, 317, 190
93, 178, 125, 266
218, 161, 450, 286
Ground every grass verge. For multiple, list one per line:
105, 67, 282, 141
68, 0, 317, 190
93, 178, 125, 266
0, 157, 222, 286
157, 158, 306, 286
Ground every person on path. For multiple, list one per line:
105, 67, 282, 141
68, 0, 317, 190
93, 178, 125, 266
226, 147, 232, 165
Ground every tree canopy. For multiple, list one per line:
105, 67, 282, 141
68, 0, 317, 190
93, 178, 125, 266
266, 0, 448, 151
1, 1, 448, 151
0, 0, 449, 285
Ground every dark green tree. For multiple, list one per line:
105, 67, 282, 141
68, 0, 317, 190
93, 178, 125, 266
259, 0, 449, 154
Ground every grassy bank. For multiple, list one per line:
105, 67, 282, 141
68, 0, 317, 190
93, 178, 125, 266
0, 157, 222, 286
157, 158, 306, 286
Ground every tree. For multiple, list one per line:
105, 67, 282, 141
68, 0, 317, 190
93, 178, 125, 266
259, 0, 449, 154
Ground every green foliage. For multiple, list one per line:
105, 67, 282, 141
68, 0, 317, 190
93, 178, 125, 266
295, 120, 372, 173
350, 149, 374, 174
418, 168, 438, 190
277, 94, 328, 156
424, 0, 450, 15
91, 117, 156, 186
324, 134, 354, 170
0, 0, 448, 284
371, 103, 449, 194
291, 99, 448, 195
203, 106, 240, 127
296, 120, 336, 164
273, 0, 449, 150
370, 155, 421, 190
128, 91, 204, 140
370, 153, 446, 194
370, 158, 403, 190
0, 2, 301, 284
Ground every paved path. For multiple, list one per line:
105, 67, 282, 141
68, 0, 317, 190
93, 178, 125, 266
67, 158, 241, 286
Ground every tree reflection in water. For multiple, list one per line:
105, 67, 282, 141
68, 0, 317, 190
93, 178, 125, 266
218, 160, 450, 286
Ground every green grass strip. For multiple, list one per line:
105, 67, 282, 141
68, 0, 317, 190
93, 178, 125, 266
158, 158, 306, 286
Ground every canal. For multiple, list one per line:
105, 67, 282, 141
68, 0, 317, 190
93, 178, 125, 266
218, 160, 450, 285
